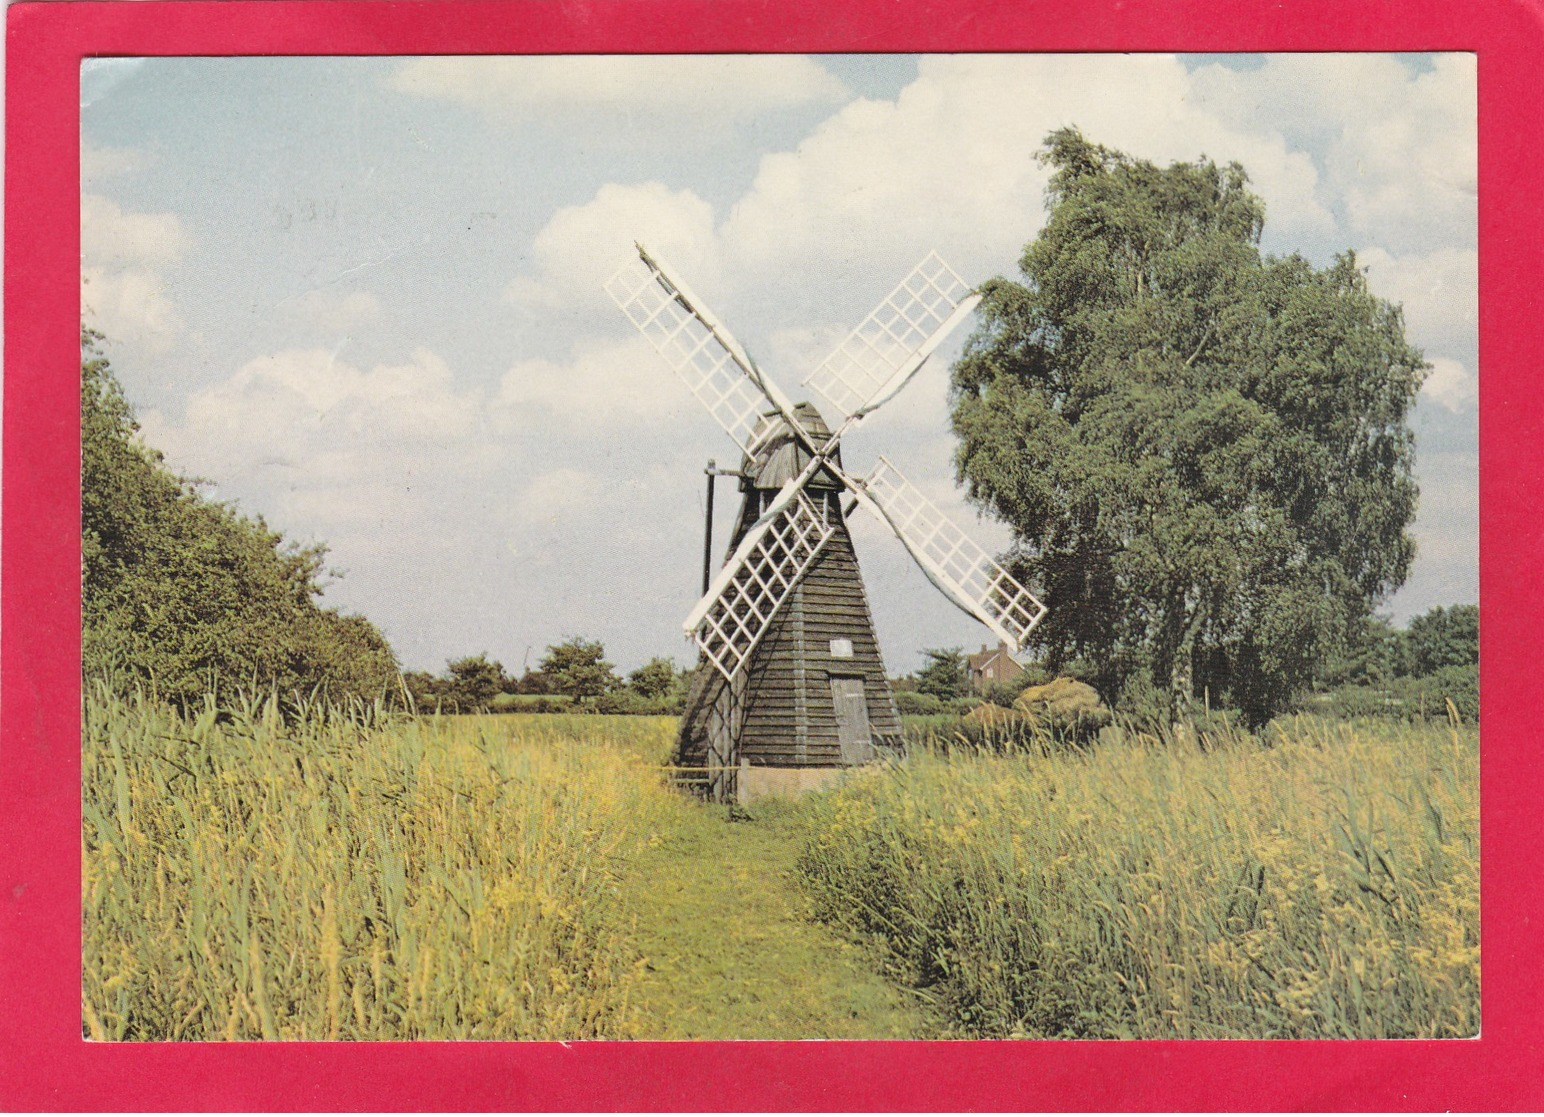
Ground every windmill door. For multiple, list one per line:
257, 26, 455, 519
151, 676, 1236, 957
830, 677, 873, 765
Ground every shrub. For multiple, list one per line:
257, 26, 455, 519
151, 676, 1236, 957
1394, 664, 1478, 723
593, 691, 682, 716
1303, 663, 1478, 725
982, 679, 1029, 709
82, 329, 398, 708
487, 694, 575, 714
896, 691, 946, 716
1012, 676, 1111, 744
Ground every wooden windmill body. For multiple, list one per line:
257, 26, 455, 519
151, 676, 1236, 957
607, 244, 1049, 802
677, 405, 903, 799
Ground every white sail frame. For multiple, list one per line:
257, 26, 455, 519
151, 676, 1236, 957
605, 245, 803, 456
688, 488, 836, 681
803, 251, 979, 421
858, 456, 1047, 655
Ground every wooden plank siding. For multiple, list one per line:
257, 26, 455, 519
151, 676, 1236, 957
675, 514, 902, 772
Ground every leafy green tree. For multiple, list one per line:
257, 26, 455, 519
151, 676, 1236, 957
628, 657, 679, 701
914, 647, 969, 701
516, 667, 551, 695
445, 654, 506, 711
81, 328, 398, 707
401, 670, 445, 709
539, 637, 619, 701
1404, 604, 1479, 676
1318, 615, 1408, 687
952, 130, 1426, 726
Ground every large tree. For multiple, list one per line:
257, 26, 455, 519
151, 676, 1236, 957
627, 657, 680, 701
1404, 604, 1479, 677
445, 654, 507, 710
951, 130, 1426, 726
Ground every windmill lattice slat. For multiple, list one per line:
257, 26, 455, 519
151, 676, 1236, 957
605, 253, 772, 456
804, 251, 977, 419
862, 456, 1048, 651
607, 242, 1048, 802
693, 488, 836, 681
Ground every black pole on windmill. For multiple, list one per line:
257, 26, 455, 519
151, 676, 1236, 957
703, 459, 717, 596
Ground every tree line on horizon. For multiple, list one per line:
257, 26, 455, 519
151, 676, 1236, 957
402, 640, 689, 715
893, 601, 1478, 725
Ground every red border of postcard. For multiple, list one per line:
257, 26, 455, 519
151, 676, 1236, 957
4, 1, 1542, 1109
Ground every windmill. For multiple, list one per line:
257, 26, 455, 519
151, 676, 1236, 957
606, 244, 1047, 802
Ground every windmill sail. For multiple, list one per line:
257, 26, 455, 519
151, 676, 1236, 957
804, 251, 981, 421
859, 456, 1047, 655
606, 245, 799, 456
688, 487, 836, 681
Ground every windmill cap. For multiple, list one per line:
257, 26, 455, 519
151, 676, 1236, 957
744, 403, 843, 491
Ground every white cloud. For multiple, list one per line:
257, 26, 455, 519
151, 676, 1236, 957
1420, 357, 1477, 413
80, 266, 183, 352
141, 347, 495, 527
510, 54, 1342, 355
81, 141, 148, 182
1388, 445, 1478, 620
1189, 54, 1476, 254
513, 468, 607, 525
1358, 245, 1477, 359
389, 55, 848, 140
81, 193, 187, 269
505, 181, 720, 313
1330, 56, 1477, 252
1358, 244, 1476, 358
80, 193, 190, 350
498, 332, 712, 438
501, 52, 1363, 438
720, 54, 1335, 285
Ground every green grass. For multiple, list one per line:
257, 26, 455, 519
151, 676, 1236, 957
620, 796, 940, 1039
81, 689, 930, 1040
82, 688, 678, 1040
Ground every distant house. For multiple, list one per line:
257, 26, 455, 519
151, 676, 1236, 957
967, 642, 1026, 693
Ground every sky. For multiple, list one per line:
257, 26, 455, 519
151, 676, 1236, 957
80, 53, 1478, 676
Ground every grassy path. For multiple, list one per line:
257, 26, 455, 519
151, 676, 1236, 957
620, 796, 940, 1040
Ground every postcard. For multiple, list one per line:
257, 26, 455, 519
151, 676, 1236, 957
3, 0, 1541, 1110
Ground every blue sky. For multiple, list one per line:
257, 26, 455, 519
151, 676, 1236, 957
81, 53, 1477, 675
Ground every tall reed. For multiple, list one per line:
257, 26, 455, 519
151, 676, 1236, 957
82, 683, 677, 1040
797, 715, 1479, 1038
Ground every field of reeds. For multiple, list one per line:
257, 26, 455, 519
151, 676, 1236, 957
82, 684, 677, 1040
797, 715, 1479, 1038
83, 686, 1479, 1041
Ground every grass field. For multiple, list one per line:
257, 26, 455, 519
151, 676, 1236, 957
83, 688, 1477, 1040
